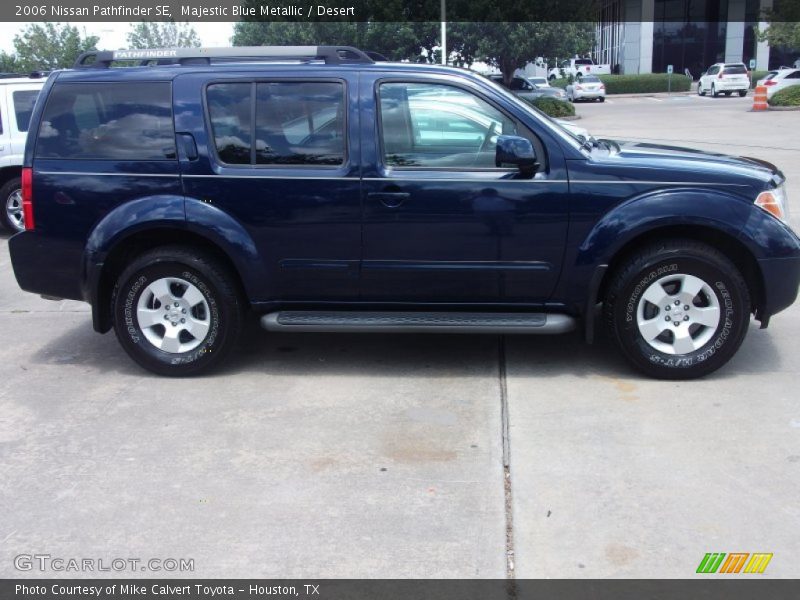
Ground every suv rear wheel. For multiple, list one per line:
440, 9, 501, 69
604, 240, 750, 379
112, 246, 244, 376
0, 177, 24, 232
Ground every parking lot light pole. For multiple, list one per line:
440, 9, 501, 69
441, 0, 447, 65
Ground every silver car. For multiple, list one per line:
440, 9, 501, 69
566, 75, 606, 102
489, 75, 567, 101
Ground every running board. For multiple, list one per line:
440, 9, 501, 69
260, 311, 576, 334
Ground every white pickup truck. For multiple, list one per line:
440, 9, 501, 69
548, 58, 611, 81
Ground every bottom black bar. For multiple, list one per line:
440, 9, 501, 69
2, 579, 798, 600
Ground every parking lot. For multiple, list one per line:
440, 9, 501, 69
1, 94, 798, 579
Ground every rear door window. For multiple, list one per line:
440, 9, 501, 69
206, 80, 346, 167
13, 90, 39, 132
36, 82, 175, 160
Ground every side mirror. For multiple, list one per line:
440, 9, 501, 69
495, 135, 539, 174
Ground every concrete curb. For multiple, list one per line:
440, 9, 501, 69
768, 105, 800, 111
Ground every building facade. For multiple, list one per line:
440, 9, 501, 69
594, 0, 778, 77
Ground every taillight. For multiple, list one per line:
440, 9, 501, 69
764, 80, 777, 86
21, 167, 34, 230
599, 84, 605, 89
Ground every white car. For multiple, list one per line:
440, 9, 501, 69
527, 76, 550, 87
759, 68, 800, 99
698, 63, 750, 97
566, 75, 606, 102
0, 74, 45, 231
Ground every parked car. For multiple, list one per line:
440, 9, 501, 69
9, 46, 800, 379
527, 76, 550, 87
758, 68, 800, 99
566, 75, 606, 102
489, 75, 566, 100
0, 74, 44, 231
698, 63, 750, 97
549, 58, 611, 81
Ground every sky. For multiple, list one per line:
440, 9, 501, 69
0, 21, 236, 54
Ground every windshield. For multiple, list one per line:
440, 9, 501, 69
575, 59, 593, 65
530, 77, 547, 85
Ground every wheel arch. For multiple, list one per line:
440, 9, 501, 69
91, 227, 252, 334
596, 224, 764, 317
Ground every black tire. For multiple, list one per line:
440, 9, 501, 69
0, 177, 24, 232
603, 240, 750, 380
724, 91, 732, 96
698, 83, 706, 96
738, 90, 747, 97
711, 84, 718, 98
112, 246, 244, 376
598, 96, 605, 103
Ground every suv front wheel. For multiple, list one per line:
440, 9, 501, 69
112, 246, 244, 376
1, 177, 24, 232
604, 240, 750, 379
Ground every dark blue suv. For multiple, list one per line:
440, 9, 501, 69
9, 46, 800, 378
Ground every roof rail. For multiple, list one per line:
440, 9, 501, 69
73, 46, 375, 69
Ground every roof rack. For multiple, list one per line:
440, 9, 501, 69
73, 46, 375, 69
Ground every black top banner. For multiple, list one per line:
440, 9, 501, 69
3, 579, 800, 600
4, 0, 800, 22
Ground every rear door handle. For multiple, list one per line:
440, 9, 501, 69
367, 192, 410, 208
176, 133, 198, 161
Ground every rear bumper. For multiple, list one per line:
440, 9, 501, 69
8, 231, 85, 302
715, 81, 748, 91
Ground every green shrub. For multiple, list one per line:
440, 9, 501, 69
768, 85, 800, 106
549, 73, 691, 94
598, 73, 691, 94
524, 96, 575, 118
750, 70, 770, 89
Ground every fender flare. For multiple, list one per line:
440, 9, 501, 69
83, 195, 263, 332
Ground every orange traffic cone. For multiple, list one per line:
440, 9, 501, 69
752, 85, 768, 111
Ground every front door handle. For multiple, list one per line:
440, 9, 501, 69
367, 191, 410, 208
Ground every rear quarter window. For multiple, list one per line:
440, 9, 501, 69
35, 82, 175, 160
13, 90, 39, 132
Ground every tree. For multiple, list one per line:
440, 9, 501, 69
126, 22, 201, 49
12, 23, 99, 72
0, 52, 18, 74
449, 22, 595, 86
757, 0, 800, 48
232, 21, 439, 62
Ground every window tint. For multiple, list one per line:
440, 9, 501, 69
575, 59, 593, 65
786, 70, 800, 79
13, 90, 39, 132
379, 82, 517, 169
255, 82, 344, 165
36, 82, 174, 160
207, 81, 345, 166
207, 83, 252, 164
724, 64, 747, 74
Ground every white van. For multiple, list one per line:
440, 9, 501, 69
0, 74, 45, 231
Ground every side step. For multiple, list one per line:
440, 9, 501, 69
260, 311, 576, 334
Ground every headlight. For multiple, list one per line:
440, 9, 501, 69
755, 184, 789, 225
